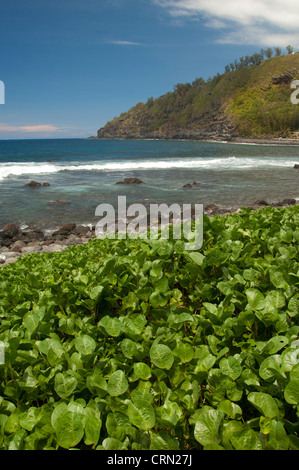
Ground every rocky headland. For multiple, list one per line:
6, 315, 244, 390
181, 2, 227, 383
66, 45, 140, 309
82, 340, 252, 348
93, 54, 299, 142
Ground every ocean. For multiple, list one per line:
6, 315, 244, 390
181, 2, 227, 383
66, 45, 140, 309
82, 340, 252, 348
0, 138, 298, 229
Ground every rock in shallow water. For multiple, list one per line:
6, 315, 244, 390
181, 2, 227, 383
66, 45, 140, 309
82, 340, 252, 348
25, 181, 41, 187
116, 177, 144, 185
182, 181, 200, 189
48, 200, 70, 205
24, 181, 50, 187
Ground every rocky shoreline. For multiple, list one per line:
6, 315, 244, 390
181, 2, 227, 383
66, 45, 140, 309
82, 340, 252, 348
0, 198, 298, 267
0, 223, 95, 267
91, 135, 299, 146
229, 137, 299, 146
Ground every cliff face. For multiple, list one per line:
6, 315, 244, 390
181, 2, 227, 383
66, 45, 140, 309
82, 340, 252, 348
96, 54, 299, 141
97, 111, 236, 141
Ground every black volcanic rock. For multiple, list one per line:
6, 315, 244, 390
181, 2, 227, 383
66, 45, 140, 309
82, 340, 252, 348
48, 200, 70, 205
73, 225, 91, 237
182, 181, 200, 189
25, 181, 51, 187
1, 224, 21, 239
116, 178, 144, 185
254, 200, 269, 206
282, 198, 296, 205
25, 181, 42, 187
52, 223, 76, 237
204, 204, 219, 212
0, 224, 22, 246
271, 69, 296, 85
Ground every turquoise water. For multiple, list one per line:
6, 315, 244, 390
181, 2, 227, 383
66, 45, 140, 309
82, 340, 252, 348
0, 138, 298, 228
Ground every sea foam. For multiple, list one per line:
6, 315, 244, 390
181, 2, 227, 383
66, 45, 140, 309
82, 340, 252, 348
0, 156, 297, 181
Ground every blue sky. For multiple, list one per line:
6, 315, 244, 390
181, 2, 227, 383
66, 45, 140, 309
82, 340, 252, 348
0, 0, 298, 139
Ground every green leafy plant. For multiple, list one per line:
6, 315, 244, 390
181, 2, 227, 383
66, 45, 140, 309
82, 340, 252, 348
0, 205, 298, 450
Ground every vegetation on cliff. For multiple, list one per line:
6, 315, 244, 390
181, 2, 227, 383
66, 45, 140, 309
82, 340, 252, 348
97, 52, 299, 140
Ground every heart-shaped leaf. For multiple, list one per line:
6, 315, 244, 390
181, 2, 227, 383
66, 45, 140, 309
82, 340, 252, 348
107, 370, 129, 396
150, 343, 174, 370
127, 398, 155, 430
54, 372, 78, 399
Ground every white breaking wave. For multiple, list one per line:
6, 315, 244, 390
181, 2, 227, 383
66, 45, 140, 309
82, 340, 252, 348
0, 162, 61, 181
0, 156, 297, 181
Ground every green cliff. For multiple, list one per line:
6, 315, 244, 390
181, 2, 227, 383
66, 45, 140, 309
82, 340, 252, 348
96, 53, 299, 141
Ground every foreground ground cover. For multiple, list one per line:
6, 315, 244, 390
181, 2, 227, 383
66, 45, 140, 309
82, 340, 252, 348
0, 206, 298, 450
